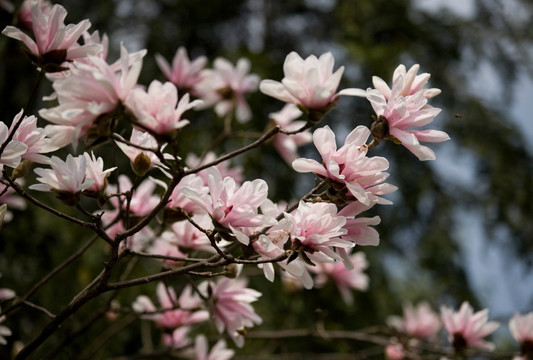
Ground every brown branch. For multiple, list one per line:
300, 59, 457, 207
183, 125, 281, 176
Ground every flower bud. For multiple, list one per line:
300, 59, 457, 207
132, 153, 151, 176
12, 159, 32, 179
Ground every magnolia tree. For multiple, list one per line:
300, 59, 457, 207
0, 1, 532, 359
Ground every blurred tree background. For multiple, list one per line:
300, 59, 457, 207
1, 0, 532, 358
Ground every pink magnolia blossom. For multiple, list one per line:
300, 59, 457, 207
40, 44, 146, 148
30, 154, 93, 194
372, 64, 441, 100
133, 282, 208, 330
0, 122, 28, 171
193, 334, 235, 360
311, 251, 369, 304
283, 201, 352, 264
259, 52, 364, 112
181, 167, 276, 244
385, 342, 405, 360
388, 302, 442, 340
509, 312, 533, 354
9, 109, 57, 164
198, 278, 262, 347
156, 47, 207, 96
167, 174, 209, 215
115, 128, 158, 163
2, 2, 101, 68
0, 121, 28, 170
293, 125, 397, 206
157, 216, 213, 253
17, 0, 52, 29
162, 326, 191, 350
440, 301, 500, 351
269, 104, 312, 164
363, 64, 449, 161
196, 57, 259, 123
338, 201, 381, 247
83, 152, 116, 193
126, 80, 202, 135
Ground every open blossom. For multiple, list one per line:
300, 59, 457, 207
126, 80, 202, 135
196, 57, 259, 123
193, 334, 235, 360
311, 251, 369, 305
181, 167, 276, 244
387, 302, 441, 340
0, 121, 28, 170
283, 201, 352, 265
40, 44, 146, 148
269, 104, 312, 164
293, 125, 397, 206
260, 52, 364, 113
157, 216, 213, 253
2, 2, 101, 69
363, 64, 449, 161
83, 152, 116, 193
509, 312, 533, 357
198, 278, 262, 347
115, 128, 170, 175
440, 301, 500, 351
30, 154, 93, 194
133, 282, 208, 330
9, 110, 57, 164
167, 174, 209, 215
156, 47, 207, 95
18, 0, 52, 29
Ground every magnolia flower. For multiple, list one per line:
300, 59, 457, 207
2, 2, 101, 70
338, 201, 381, 247
156, 47, 207, 95
17, 0, 52, 29
388, 302, 441, 340
30, 154, 93, 194
181, 167, 276, 244
196, 57, 259, 123
260, 52, 364, 114
269, 104, 312, 164
509, 312, 533, 357
167, 174, 209, 215
385, 342, 405, 360
293, 125, 397, 206
440, 301, 500, 351
115, 129, 167, 175
283, 201, 352, 264
363, 64, 449, 161
0, 121, 28, 170
162, 326, 191, 350
193, 334, 235, 360
133, 282, 208, 330
9, 109, 57, 164
83, 152, 116, 193
198, 278, 262, 347
311, 251, 369, 305
126, 80, 202, 135
40, 44, 146, 148
157, 216, 213, 253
